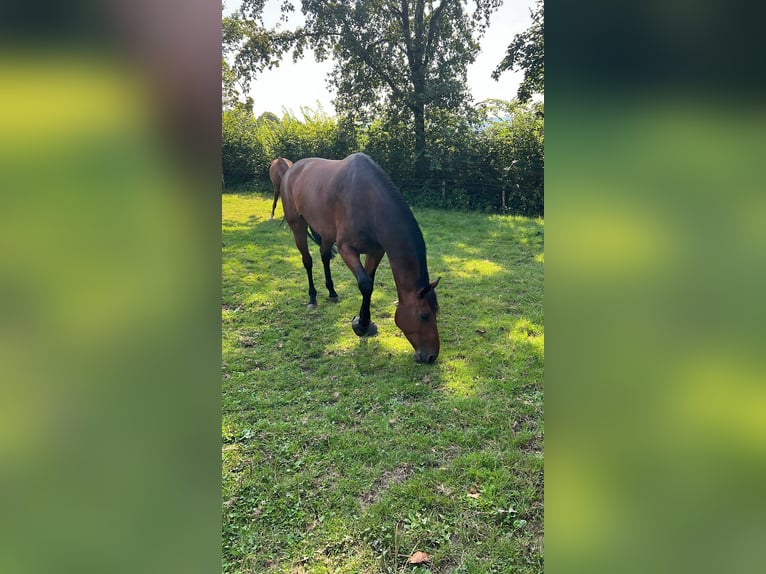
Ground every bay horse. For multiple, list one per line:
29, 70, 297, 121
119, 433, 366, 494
268, 157, 293, 220
280, 153, 440, 363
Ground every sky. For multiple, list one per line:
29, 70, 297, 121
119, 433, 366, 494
223, 0, 537, 117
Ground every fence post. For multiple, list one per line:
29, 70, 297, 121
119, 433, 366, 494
441, 180, 446, 203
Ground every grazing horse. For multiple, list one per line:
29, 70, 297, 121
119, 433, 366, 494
268, 157, 293, 220
280, 153, 441, 363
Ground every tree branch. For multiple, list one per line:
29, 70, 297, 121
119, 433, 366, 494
424, 0, 450, 68
400, 0, 414, 69
385, 0, 402, 18
414, 0, 425, 59
356, 44, 409, 105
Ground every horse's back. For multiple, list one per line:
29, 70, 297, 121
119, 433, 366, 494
280, 158, 342, 236
283, 154, 406, 250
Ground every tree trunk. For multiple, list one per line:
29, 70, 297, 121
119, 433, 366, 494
413, 102, 427, 181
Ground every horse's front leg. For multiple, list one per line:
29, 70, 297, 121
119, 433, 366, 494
351, 275, 377, 337
356, 251, 384, 335
338, 246, 379, 337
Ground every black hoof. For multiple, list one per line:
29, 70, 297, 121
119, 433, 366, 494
352, 316, 378, 337
328, 295, 339, 303
351, 316, 366, 336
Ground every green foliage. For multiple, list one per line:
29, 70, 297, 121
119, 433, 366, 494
269, 107, 352, 162
223, 0, 295, 101
221, 100, 544, 216
485, 100, 545, 216
222, 106, 354, 187
421, 107, 498, 210
222, 2, 543, 212
222, 58, 239, 110
222, 193, 544, 573
493, 0, 544, 102
295, 0, 500, 116
229, 0, 503, 179
222, 107, 269, 185
357, 115, 415, 184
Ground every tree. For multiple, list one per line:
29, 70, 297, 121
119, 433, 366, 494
232, 0, 501, 180
222, 58, 239, 110
484, 99, 544, 215
493, 0, 543, 102
222, 1, 294, 106
302, 0, 501, 179
256, 111, 280, 124
222, 108, 268, 184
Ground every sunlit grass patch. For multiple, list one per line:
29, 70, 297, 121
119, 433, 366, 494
510, 318, 545, 357
370, 332, 414, 358
441, 358, 478, 397
441, 255, 504, 278
222, 193, 267, 226
451, 241, 482, 255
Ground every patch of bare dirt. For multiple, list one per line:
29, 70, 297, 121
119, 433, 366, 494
357, 463, 414, 510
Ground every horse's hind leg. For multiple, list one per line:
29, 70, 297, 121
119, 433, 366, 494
269, 181, 280, 220
320, 241, 339, 302
290, 222, 318, 309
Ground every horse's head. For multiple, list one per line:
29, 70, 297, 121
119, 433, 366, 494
395, 278, 440, 364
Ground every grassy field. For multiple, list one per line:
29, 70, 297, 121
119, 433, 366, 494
222, 188, 544, 573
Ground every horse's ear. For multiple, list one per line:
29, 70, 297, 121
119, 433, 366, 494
418, 277, 441, 298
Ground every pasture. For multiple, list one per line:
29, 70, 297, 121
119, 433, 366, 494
222, 189, 544, 573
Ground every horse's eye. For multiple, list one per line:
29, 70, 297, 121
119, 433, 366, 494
419, 313, 430, 321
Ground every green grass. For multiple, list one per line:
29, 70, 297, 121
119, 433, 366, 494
222, 188, 544, 573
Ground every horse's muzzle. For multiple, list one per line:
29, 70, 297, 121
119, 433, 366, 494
415, 351, 438, 364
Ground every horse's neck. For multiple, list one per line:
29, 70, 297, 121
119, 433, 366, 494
376, 201, 429, 295
386, 245, 428, 298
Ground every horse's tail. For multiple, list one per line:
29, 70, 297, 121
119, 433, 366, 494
307, 225, 322, 245
307, 226, 337, 258
269, 158, 291, 220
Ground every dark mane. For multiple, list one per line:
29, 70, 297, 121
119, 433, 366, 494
351, 153, 411, 207
350, 153, 435, 300
425, 288, 439, 314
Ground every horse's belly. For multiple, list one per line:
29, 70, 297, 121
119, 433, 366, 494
298, 203, 338, 242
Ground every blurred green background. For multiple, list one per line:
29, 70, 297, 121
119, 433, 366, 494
0, 3, 221, 573
546, 0, 766, 570
547, 97, 766, 573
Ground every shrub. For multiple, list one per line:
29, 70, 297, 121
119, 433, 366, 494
222, 108, 269, 186
485, 101, 544, 216
221, 101, 544, 216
